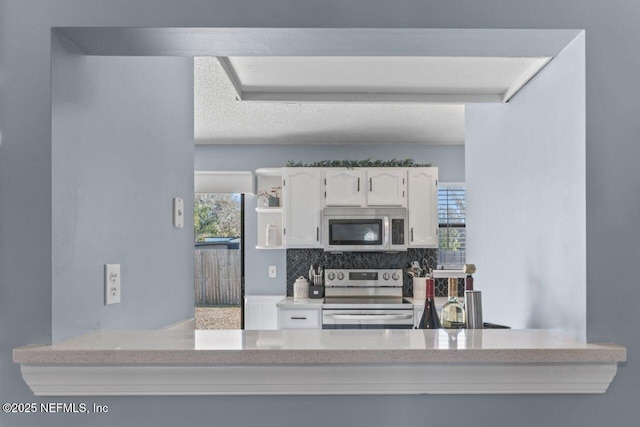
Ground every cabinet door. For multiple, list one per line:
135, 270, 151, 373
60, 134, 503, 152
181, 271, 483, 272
407, 168, 439, 247
244, 296, 282, 330
324, 169, 364, 206
366, 169, 406, 206
283, 168, 322, 247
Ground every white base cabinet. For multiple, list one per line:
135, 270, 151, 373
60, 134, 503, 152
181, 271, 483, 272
276, 298, 323, 329
278, 308, 322, 329
244, 295, 284, 330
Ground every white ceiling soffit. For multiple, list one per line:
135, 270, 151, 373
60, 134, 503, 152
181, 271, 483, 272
194, 57, 465, 145
195, 171, 254, 194
219, 56, 552, 104
55, 28, 580, 58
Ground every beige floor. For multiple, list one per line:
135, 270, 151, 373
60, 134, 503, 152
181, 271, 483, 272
195, 306, 241, 330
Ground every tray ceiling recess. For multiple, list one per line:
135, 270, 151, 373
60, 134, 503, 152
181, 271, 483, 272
217, 56, 552, 104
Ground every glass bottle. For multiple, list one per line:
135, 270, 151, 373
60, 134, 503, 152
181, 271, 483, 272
465, 274, 474, 291
441, 277, 465, 328
418, 273, 441, 329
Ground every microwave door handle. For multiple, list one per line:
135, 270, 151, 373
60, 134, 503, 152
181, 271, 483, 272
383, 216, 390, 248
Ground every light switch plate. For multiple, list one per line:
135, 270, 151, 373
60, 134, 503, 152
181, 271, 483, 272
105, 264, 121, 305
173, 197, 184, 228
269, 265, 277, 278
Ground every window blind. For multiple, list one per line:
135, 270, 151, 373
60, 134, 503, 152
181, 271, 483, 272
438, 187, 466, 267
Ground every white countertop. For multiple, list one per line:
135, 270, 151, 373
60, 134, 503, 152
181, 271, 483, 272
276, 297, 324, 308
14, 329, 626, 396
13, 329, 625, 365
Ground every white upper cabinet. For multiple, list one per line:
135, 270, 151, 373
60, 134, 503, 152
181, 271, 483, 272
324, 169, 365, 207
407, 167, 439, 247
257, 166, 438, 250
366, 169, 406, 207
324, 168, 406, 207
283, 168, 323, 247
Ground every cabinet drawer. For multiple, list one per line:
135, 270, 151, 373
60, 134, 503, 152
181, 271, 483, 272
278, 309, 321, 329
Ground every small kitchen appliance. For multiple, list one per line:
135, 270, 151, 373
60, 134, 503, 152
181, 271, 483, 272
322, 207, 407, 252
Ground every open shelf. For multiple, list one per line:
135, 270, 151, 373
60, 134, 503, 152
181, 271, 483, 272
256, 169, 284, 249
255, 207, 283, 214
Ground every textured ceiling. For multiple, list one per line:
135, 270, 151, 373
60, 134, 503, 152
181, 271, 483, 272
194, 57, 465, 145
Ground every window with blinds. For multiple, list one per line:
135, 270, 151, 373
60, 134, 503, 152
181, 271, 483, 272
438, 186, 466, 267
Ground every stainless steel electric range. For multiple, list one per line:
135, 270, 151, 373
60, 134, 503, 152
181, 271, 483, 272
322, 268, 414, 329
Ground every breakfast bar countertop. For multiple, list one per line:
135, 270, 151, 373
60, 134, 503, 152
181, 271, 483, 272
14, 328, 625, 365
13, 329, 626, 396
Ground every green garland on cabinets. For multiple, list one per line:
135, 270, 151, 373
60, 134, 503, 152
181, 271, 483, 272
285, 158, 431, 168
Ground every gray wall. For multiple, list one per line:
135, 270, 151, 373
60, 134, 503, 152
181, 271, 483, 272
1, 1, 639, 427
195, 144, 464, 295
466, 34, 586, 339
195, 144, 465, 182
51, 35, 195, 341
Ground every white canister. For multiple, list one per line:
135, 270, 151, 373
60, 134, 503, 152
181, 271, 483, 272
293, 276, 309, 300
265, 222, 279, 247
412, 277, 427, 302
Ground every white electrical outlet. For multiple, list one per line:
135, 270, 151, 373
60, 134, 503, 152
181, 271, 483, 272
268, 265, 277, 278
105, 264, 121, 305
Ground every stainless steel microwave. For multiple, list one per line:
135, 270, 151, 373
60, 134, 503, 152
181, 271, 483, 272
322, 207, 407, 252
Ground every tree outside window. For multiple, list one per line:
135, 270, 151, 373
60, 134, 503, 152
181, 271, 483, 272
194, 193, 241, 242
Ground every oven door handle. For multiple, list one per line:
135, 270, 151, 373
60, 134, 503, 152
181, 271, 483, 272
325, 314, 413, 320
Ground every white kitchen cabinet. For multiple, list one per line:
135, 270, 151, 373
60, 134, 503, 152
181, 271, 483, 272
366, 169, 406, 206
407, 167, 439, 247
255, 169, 284, 249
257, 166, 437, 249
324, 169, 364, 206
278, 307, 322, 329
325, 168, 406, 207
244, 295, 283, 330
283, 168, 323, 247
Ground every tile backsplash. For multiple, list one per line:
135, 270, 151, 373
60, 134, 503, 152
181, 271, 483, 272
286, 248, 461, 297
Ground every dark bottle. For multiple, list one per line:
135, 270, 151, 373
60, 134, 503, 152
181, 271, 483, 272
465, 274, 474, 291
418, 274, 441, 329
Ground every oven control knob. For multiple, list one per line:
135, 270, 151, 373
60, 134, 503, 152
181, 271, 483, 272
337, 272, 345, 281
391, 272, 401, 281
382, 272, 390, 280
327, 272, 336, 281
